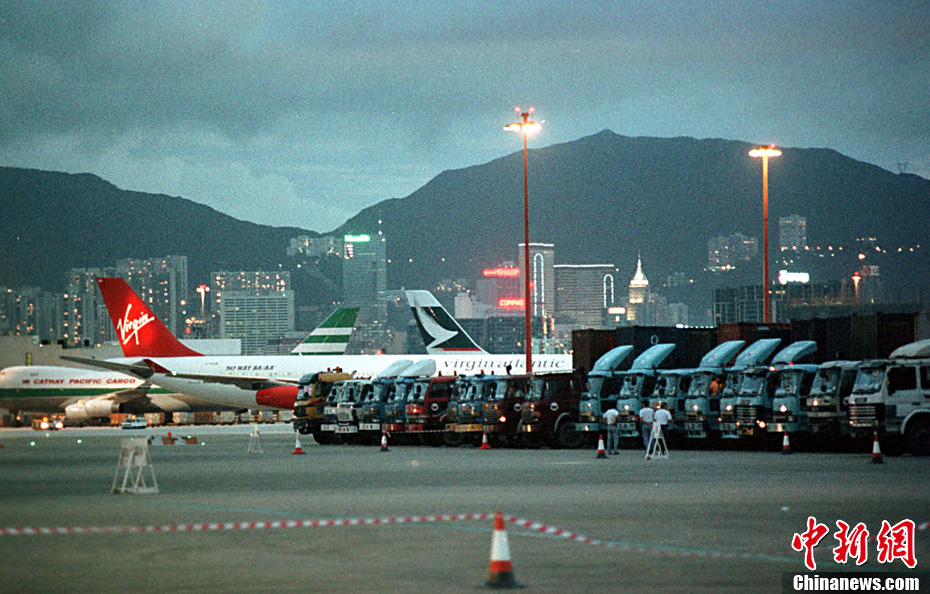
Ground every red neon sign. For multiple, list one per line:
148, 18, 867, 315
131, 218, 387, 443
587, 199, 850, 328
483, 267, 520, 278
498, 298, 525, 308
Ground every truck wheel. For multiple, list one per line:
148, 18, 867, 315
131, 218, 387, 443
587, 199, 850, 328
904, 417, 930, 456
553, 421, 585, 449
443, 431, 464, 447
312, 431, 333, 445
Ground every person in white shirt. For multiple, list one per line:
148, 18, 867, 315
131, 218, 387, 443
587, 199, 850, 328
637, 403, 655, 449
602, 401, 620, 454
654, 402, 675, 444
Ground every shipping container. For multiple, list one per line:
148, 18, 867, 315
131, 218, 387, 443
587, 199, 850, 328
144, 413, 165, 426
718, 322, 791, 345
172, 412, 194, 425
572, 329, 617, 374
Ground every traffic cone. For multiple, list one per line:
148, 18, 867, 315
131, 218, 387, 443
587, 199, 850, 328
596, 434, 607, 459
871, 431, 883, 464
291, 434, 306, 455
486, 511, 519, 588
782, 433, 792, 455
380, 431, 390, 452
479, 432, 492, 450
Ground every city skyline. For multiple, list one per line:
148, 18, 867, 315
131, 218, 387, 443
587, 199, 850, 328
1, 2, 927, 232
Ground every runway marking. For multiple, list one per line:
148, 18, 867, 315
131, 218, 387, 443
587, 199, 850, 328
2, 513, 926, 565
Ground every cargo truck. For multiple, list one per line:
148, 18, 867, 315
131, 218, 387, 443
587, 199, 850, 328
449, 374, 498, 446
717, 339, 783, 440
405, 374, 457, 446
483, 374, 530, 447
292, 371, 352, 444
575, 346, 633, 435
519, 369, 587, 449
805, 360, 859, 439
357, 360, 414, 444
614, 344, 676, 440
733, 341, 817, 443
680, 340, 746, 441
848, 339, 930, 455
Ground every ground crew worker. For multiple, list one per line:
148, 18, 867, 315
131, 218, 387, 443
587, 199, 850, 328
637, 403, 655, 449
654, 401, 675, 444
602, 400, 619, 455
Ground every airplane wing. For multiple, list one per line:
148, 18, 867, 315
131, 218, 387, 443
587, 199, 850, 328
142, 359, 298, 391
59, 355, 154, 379
107, 383, 156, 404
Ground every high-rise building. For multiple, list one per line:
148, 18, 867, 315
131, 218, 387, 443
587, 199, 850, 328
707, 233, 759, 271
115, 256, 188, 336
518, 243, 555, 318
627, 256, 650, 323
212, 271, 294, 355
779, 215, 808, 251
65, 267, 116, 346
554, 264, 616, 329
343, 233, 387, 308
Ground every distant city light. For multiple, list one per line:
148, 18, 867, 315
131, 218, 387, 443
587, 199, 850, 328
499, 297, 525, 308
344, 234, 371, 243
483, 267, 521, 278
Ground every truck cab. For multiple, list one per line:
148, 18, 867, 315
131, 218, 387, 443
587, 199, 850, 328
451, 374, 498, 446
519, 369, 586, 449
648, 369, 692, 442
357, 360, 414, 444
483, 374, 530, 447
615, 344, 676, 440
384, 359, 436, 444
292, 371, 352, 445
682, 340, 746, 441
323, 378, 372, 443
805, 361, 859, 439
849, 339, 930, 455
735, 340, 817, 441
405, 374, 457, 446
718, 339, 782, 440
575, 345, 633, 435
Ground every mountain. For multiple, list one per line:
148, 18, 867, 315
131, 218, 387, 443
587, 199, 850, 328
3, 131, 929, 312
0, 167, 314, 289
338, 131, 930, 304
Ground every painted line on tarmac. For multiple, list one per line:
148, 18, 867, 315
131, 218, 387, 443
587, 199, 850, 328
3, 513, 926, 566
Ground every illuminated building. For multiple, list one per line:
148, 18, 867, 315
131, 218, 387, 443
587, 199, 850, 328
212, 271, 294, 355
627, 256, 650, 323
707, 233, 758, 271
779, 215, 808, 251
65, 267, 117, 346
342, 234, 387, 308
518, 243, 555, 318
554, 264, 616, 329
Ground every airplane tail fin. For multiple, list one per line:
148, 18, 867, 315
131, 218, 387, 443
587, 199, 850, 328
96, 277, 202, 358
405, 290, 486, 354
289, 307, 360, 355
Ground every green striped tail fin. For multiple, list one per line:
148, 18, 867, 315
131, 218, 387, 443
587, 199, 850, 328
289, 307, 359, 355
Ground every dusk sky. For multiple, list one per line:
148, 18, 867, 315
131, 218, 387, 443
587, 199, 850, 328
2, 1, 928, 232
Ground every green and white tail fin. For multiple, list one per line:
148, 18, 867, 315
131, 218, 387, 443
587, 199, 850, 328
289, 307, 360, 355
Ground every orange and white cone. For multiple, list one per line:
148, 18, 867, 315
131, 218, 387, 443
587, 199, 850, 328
486, 511, 519, 588
291, 434, 306, 455
782, 433, 791, 455
871, 431, 883, 464
596, 434, 607, 459
380, 431, 390, 452
479, 432, 492, 450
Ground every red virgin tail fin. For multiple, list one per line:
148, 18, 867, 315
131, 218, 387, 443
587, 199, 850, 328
96, 277, 202, 358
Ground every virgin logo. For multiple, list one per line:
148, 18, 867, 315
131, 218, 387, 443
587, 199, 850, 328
117, 304, 154, 346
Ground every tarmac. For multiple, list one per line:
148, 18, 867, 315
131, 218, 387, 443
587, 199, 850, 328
0, 424, 927, 593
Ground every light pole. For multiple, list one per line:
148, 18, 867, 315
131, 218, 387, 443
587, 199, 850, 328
749, 144, 782, 323
504, 106, 542, 373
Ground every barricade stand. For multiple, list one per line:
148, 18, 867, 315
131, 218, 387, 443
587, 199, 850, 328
644, 421, 668, 460
112, 439, 158, 494
248, 424, 263, 454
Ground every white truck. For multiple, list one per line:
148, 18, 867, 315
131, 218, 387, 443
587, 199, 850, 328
848, 339, 930, 455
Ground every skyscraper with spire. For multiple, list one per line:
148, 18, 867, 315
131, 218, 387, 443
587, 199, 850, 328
627, 255, 650, 323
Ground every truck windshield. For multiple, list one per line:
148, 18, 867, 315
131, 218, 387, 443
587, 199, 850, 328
853, 366, 886, 394
407, 381, 428, 403
587, 376, 622, 401
687, 373, 711, 397
778, 371, 800, 396
493, 379, 525, 401
371, 382, 392, 403
619, 374, 642, 398
739, 372, 767, 397
392, 382, 412, 404
810, 369, 839, 396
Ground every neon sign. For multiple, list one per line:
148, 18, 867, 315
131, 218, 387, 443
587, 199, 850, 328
499, 298, 525, 308
483, 267, 521, 278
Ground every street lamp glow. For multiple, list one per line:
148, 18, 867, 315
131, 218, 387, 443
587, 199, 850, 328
506, 106, 542, 374
749, 144, 781, 323
749, 145, 782, 159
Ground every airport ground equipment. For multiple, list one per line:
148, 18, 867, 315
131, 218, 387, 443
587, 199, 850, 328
718, 339, 783, 440
112, 439, 158, 494
291, 371, 351, 444
805, 360, 860, 439
614, 344, 676, 440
